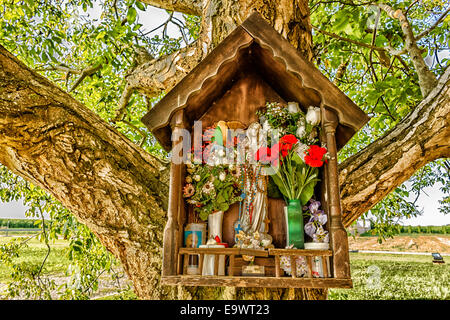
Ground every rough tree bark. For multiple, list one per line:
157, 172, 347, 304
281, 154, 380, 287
0, 0, 449, 300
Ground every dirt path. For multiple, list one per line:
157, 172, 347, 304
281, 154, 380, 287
348, 235, 450, 254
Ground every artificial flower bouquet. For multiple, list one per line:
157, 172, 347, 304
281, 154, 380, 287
255, 101, 330, 250
183, 123, 242, 221
255, 101, 328, 206
183, 163, 241, 221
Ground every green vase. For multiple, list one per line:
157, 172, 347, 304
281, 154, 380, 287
285, 199, 304, 249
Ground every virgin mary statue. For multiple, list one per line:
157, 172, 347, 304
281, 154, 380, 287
238, 122, 273, 248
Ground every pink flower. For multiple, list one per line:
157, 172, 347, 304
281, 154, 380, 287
183, 184, 195, 198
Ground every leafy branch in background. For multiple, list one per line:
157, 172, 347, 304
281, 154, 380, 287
311, 0, 449, 239
0, 0, 448, 299
0, 0, 183, 299
0, 165, 121, 299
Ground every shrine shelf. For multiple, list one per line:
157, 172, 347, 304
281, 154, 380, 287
161, 275, 353, 289
165, 247, 352, 289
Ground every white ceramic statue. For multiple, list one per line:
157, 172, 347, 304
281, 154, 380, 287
238, 122, 273, 248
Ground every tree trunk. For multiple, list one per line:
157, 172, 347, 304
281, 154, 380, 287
117, 0, 313, 118
0, 0, 449, 300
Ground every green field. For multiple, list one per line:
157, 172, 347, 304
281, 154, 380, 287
329, 252, 449, 300
0, 236, 69, 283
1, 236, 448, 300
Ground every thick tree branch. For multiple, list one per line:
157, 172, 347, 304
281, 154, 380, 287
138, 0, 202, 16
0, 44, 172, 299
114, 40, 204, 121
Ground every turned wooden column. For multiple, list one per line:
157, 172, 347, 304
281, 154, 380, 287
162, 110, 188, 277
322, 108, 351, 279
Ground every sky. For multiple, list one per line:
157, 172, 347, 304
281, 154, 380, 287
0, 4, 449, 227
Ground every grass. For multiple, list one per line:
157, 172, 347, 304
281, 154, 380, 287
358, 232, 449, 238
329, 252, 449, 300
0, 236, 70, 283
1, 236, 449, 300
96, 289, 138, 300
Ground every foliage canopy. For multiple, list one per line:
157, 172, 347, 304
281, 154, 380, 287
0, 0, 448, 299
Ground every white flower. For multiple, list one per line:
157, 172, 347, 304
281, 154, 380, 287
193, 174, 201, 182
261, 239, 272, 248
313, 226, 329, 243
287, 102, 300, 114
262, 120, 271, 132
296, 125, 306, 138
317, 212, 327, 225
280, 245, 308, 276
309, 200, 321, 213
217, 148, 226, 158
306, 106, 321, 126
219, 172, 226, 181
202, 181, 215, 195
251, 239, 261, 248
295, 143, 308, 161
304, 221, 316, 237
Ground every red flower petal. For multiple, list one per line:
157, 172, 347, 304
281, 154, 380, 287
304, 145, 327, 167
255, 147, 272, 163
280, 134, 298, 145
304, 155, 323, 167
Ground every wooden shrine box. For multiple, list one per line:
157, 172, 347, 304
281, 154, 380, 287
141, 12, 369, 289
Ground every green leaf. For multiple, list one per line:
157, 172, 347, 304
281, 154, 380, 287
41, 51, 49, 62
135, 2, 145, 10
213, 127, 223, 146
270, 172, 290, 199
127, 7, 137, 24
218, 203, 229, 212
267, 176, 283, 198
300, 181, 315, 206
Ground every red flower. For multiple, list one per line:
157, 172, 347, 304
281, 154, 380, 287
254, 147, 272, 163
274, 134, 299, 157
280, 134, 298, 145
304, 145, 327, 167
255, 146, 279, 167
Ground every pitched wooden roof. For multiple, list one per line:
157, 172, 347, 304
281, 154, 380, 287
142, 12, 369, 151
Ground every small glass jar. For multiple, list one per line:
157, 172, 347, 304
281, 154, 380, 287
184, 223, 207, 275
304, 242, 329, 278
